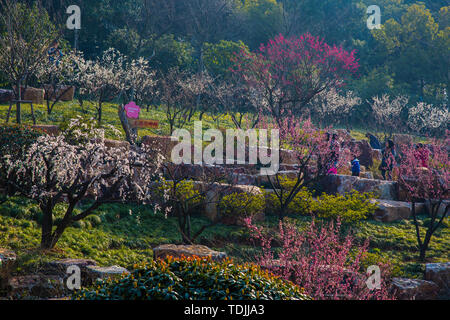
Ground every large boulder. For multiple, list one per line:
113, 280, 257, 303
32, 125, 60, 136
0, 89, 13, 103
14, 86, 45, 105
229, 173, 257, 186
43, 258, 97, 276
370, 199, 426, 222
0, 249, 16, 289
347, 140, 377, 168
320, 175, 398, 201
7, 275, 65, 299
391, 277, 439, 300
142, 135, 179, 160
104, 139, 130, 150
256, 171, 300, 187
153, 244, 227, 262
204, 183, 265, 224
425, 263, 450, 297
44, 85, 75, 102
85, 265, 129, 284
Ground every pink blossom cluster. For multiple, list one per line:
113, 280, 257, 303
245, 217, 394, 300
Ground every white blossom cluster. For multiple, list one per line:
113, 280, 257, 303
311, 88, 361, 126
73, 48, 156, 104
370, 94, 408, 126
1, 117, 165, 205
408, 102, 449, 134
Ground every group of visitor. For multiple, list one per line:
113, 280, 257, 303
324, 131, 430, 180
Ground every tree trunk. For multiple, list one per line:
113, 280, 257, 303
40, 206, 53, 249
16, 81, 21, 124
98, 101, 102, 123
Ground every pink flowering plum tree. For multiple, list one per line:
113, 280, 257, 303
231, 33, 359, 127
395, 135, 449, 261
245, 217, 394, 300
261, 116, 351, 220
0, 117, 164, 249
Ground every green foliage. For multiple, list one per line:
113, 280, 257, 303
265, 178, 314, 215
218, 191, 265, 220
312, 192, 377, 223
0, 125, 42, 189
146, 34, 195, 73
72, 256, 310, 300
158, 179, 204, 213
371, 3, 446, 101
203, 40, 249, 78
238, 0, 283, 50
0, 124, 42, 157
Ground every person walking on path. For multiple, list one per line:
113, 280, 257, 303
379, 139, 397, 180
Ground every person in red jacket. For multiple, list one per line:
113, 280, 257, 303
414, 143, 429, 168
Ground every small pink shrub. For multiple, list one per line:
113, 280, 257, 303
245, 217, 395, 300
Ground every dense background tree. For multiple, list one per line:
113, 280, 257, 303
0, 0, 60, 123
1, 0, 448, 134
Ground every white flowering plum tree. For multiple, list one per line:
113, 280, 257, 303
407, 102, 448, 137
0, 117, 164, 249
0, 0, 59, 123
36, 50, 79, 115
310, 87, 361, 129
368, 94, 409, 140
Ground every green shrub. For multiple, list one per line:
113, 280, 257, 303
218, 191, 265, 222
157, 179, 204, 213
72, 257, 311, 300
265, 178, 314, 215
0, 124, 42, 158
312, 192, 377, 223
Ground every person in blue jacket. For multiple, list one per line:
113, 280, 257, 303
351, 155, 361, 177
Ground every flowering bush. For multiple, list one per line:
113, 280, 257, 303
407, 102, 448, 136
310, 88, 361, 128
260, 117, 351, 219
395, 135, 449, 261
72, 256, 311, 300
0, 117, 164, 249
245, 217, 394, 300
369, 94, 409, 138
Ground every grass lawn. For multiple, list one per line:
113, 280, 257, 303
0, 197, 448, 279
0, 100, 444, 280
0, 101, 239, 139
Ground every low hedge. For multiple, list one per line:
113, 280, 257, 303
72, 256, 311, 300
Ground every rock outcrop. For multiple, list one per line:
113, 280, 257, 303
320, 175, 398, 201
85, 265, 129, 284
0, 89, 13, 103
153, 244, 227, 262
425, 262, 450, 298
7, 275, 65, 299
391, 277, 439, 300
371, 199, 425, 222
0, 249, 16, 289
